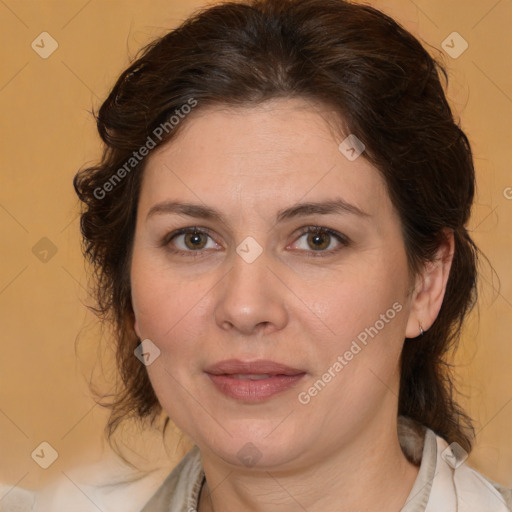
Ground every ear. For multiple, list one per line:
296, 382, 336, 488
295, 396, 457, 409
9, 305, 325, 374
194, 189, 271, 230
134, 318, 142, 339
405, 229, 455, 338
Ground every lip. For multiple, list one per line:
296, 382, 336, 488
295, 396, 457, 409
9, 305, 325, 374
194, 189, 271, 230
204, 359, 305, 376
205, 359, 306, 402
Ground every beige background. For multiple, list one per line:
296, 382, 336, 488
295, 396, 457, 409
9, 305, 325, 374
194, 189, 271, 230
1, 0, 511, 496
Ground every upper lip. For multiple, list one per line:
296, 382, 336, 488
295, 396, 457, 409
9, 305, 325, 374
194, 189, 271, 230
204, 359, 305, 376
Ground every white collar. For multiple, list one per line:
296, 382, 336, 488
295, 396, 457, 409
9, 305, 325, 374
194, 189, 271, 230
402, 425, 509, 511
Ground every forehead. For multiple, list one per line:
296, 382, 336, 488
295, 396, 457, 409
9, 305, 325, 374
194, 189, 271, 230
140, 98, 392, 220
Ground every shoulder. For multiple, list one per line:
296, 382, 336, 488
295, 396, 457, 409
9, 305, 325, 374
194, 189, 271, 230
425, 425, 511, 511
452, 459, 512, 511
0, 482, 36, 511
32, 452, 174, 512
491, 481, 512, 509
398, 416, 511, 511
139, 445, 204, 512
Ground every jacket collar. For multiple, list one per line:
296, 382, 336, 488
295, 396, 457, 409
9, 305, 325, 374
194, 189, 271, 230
400, 421, 509, 511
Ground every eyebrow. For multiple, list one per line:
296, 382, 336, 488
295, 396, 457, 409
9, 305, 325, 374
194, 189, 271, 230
146, 201, 223, 223
276, 199, 370, 222
146, 198, 370, 224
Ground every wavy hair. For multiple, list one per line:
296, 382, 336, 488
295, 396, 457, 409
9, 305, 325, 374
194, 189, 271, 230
74, 0, 479, 452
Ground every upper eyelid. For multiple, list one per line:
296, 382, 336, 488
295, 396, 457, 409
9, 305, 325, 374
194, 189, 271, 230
165, 227, 218, 245
294, 225, 347, 238
289, 227, 349, 249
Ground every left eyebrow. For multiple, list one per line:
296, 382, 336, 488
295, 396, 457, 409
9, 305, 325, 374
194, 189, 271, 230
275, 198, 371, 223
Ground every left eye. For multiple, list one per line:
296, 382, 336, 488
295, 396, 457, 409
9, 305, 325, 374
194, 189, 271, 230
291, 227, 348, 253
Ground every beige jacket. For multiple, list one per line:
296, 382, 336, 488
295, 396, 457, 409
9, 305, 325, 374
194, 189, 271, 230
140, 419, 511, 512
25, 418, 512, 512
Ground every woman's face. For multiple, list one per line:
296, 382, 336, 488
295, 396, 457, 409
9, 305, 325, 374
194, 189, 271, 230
131, 98, 418, 470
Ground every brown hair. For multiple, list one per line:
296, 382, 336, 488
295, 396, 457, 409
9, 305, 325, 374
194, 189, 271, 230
74, 0, 479, 452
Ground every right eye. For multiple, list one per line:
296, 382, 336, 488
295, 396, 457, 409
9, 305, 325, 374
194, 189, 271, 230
163, 227, 222, 255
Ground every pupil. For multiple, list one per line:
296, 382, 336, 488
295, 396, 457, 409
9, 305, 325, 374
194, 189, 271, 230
309, 230, 329, 250
186, 232, 205, 249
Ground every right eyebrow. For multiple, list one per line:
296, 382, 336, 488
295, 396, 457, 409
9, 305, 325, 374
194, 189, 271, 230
146, 201, 224, 223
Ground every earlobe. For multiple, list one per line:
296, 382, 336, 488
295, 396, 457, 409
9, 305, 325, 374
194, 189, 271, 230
405, 229, 455, 338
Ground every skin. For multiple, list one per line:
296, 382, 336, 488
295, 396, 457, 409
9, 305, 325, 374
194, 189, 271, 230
130, 98, 454, 512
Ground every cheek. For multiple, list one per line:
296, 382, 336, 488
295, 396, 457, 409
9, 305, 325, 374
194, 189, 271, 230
308, 255, 409, 389
131, 248, 199, 337
298, 289, 407, 424
318, 260, 407, 337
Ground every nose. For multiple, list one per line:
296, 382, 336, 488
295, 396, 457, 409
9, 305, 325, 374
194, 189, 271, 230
214, 250, 289, 336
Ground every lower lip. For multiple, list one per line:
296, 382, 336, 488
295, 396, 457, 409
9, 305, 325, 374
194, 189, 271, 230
207, 373, 306, 402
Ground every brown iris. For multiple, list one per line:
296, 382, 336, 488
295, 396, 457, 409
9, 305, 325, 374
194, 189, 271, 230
307, 229, 330, 251
184, 231, 208, 250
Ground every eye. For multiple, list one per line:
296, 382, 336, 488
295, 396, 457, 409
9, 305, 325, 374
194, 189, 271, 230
290, 226, 349, 255
163, 227, 220, 254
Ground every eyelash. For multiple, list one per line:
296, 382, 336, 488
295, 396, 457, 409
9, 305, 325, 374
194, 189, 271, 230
160, 226, 350, 258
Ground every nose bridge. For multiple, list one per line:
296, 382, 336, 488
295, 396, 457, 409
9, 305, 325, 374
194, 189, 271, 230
229, 244, 268, 294
214, 243, 288, 334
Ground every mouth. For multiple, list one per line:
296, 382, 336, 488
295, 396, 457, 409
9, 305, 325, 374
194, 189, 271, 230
204, 359, 306, 402
223, 374, 279, 380
204, 359, 305, 376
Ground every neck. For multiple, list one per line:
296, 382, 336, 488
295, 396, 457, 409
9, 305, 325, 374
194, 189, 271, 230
197, 415, 420, 512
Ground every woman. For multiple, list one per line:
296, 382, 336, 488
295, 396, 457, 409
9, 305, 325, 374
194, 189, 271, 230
69, 0, 511, 510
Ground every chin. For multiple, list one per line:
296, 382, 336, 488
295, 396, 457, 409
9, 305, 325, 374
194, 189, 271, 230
199, 428, 306, 471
